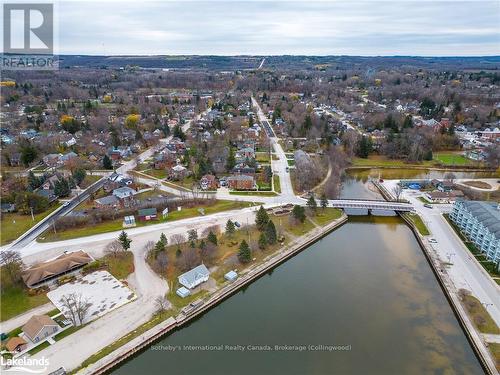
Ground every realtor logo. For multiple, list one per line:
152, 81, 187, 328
3, 3, 53, 54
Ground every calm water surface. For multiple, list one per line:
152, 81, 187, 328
113, 172, 484, 375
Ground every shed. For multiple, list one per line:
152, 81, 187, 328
224, 270, 238, 282
137, 208, 157, 221
5, 337, 28, 353
176, 287, 191, 298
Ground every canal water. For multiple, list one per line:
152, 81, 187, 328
113, 171, 485, 375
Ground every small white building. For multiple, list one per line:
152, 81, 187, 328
224, 270, 238, 282
178, 264, 210, 289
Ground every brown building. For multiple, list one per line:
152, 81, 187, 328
227, 175, 255, 190
22, 250, 93, 288
22, 315, 59, 343
5, 337, 28, 353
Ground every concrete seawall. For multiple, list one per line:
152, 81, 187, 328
83, 214, 349, 375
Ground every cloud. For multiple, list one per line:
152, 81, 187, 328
57, 1, 500, 56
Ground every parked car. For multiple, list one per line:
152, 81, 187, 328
234, 221, 241, 228
429, 238, 437, 243
424, 204, 433, 209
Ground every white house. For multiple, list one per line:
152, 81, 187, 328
178, 264, 210, 289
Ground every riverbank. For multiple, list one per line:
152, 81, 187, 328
79, 213, 348, 375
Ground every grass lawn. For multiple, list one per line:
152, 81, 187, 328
310, 208, 343, 226
352, 155, 434, 168
27, 340, 50, 355
1, 204, 61, 245
273, 175, 281, 193
105, 252, 135, 280
282, 217, 316, 237
39, 200, 254, 242
230, 191, 278, 197
461, 294, 500, 334
434, 152, 474, 166
1, 286, 49, 322
287, 159, 295, 166
487, 343, 500, 372
143, 169, 168, 179
405, 213, 430, 236
79, 174, 102, 189
256, 152, 271, 163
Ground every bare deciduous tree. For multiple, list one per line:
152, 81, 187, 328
154, 295, 170, 315
171, 233, 186, 249
0, 250, 24, 287
392, 185, 403, 201
58, 293, 92, 326
104, 240, 124, 258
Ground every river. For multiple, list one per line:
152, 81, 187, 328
113, 170, 485, 375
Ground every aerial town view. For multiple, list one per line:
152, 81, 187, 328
0, 1, 499, 375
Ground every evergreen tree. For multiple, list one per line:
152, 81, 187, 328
307, 196, 317, 212
154, 240, 165, 254
103, 154, 113, 170
356, 136, 372, 158
207, 231, 218, 245
118, 231, 132, 251
225, 220, 236, 237
292, 205, 306, 223
265, 220, 277, 245
255, 206, 270, 231
27, 171, 41, 190
258, 233, 267, 249
54, 178, 71, 197
199, 239, 206, 250
238, 240, 251, 263
159, 232, 168, 246
320, 194, 329, 210
72, 168, 86, 186
402, 115, 413, 129
226, 147, 236, 171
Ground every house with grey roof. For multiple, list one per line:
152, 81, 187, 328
450, 200, 500, 266
178, 264, 210, 289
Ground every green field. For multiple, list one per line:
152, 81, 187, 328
351, 153, 480, 168
273, 175, 281, 193
433, 152, 474, 166
1, 286, 49, 322
405, 213, 430, 236
1, 204, 61, 245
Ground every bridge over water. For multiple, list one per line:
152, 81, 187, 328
328, 199, 414, 213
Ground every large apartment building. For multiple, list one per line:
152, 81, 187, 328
450, 200, 500, 266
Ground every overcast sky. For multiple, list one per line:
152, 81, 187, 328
55, 0, 500, 56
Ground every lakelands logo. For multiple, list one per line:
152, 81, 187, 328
0, 355, 49, 373
2, 3, 56, 70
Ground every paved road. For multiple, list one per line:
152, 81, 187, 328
383, 179, 500, 328
251, 97, 296, 202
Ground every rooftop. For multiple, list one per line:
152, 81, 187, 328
458, 200, 500, 239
